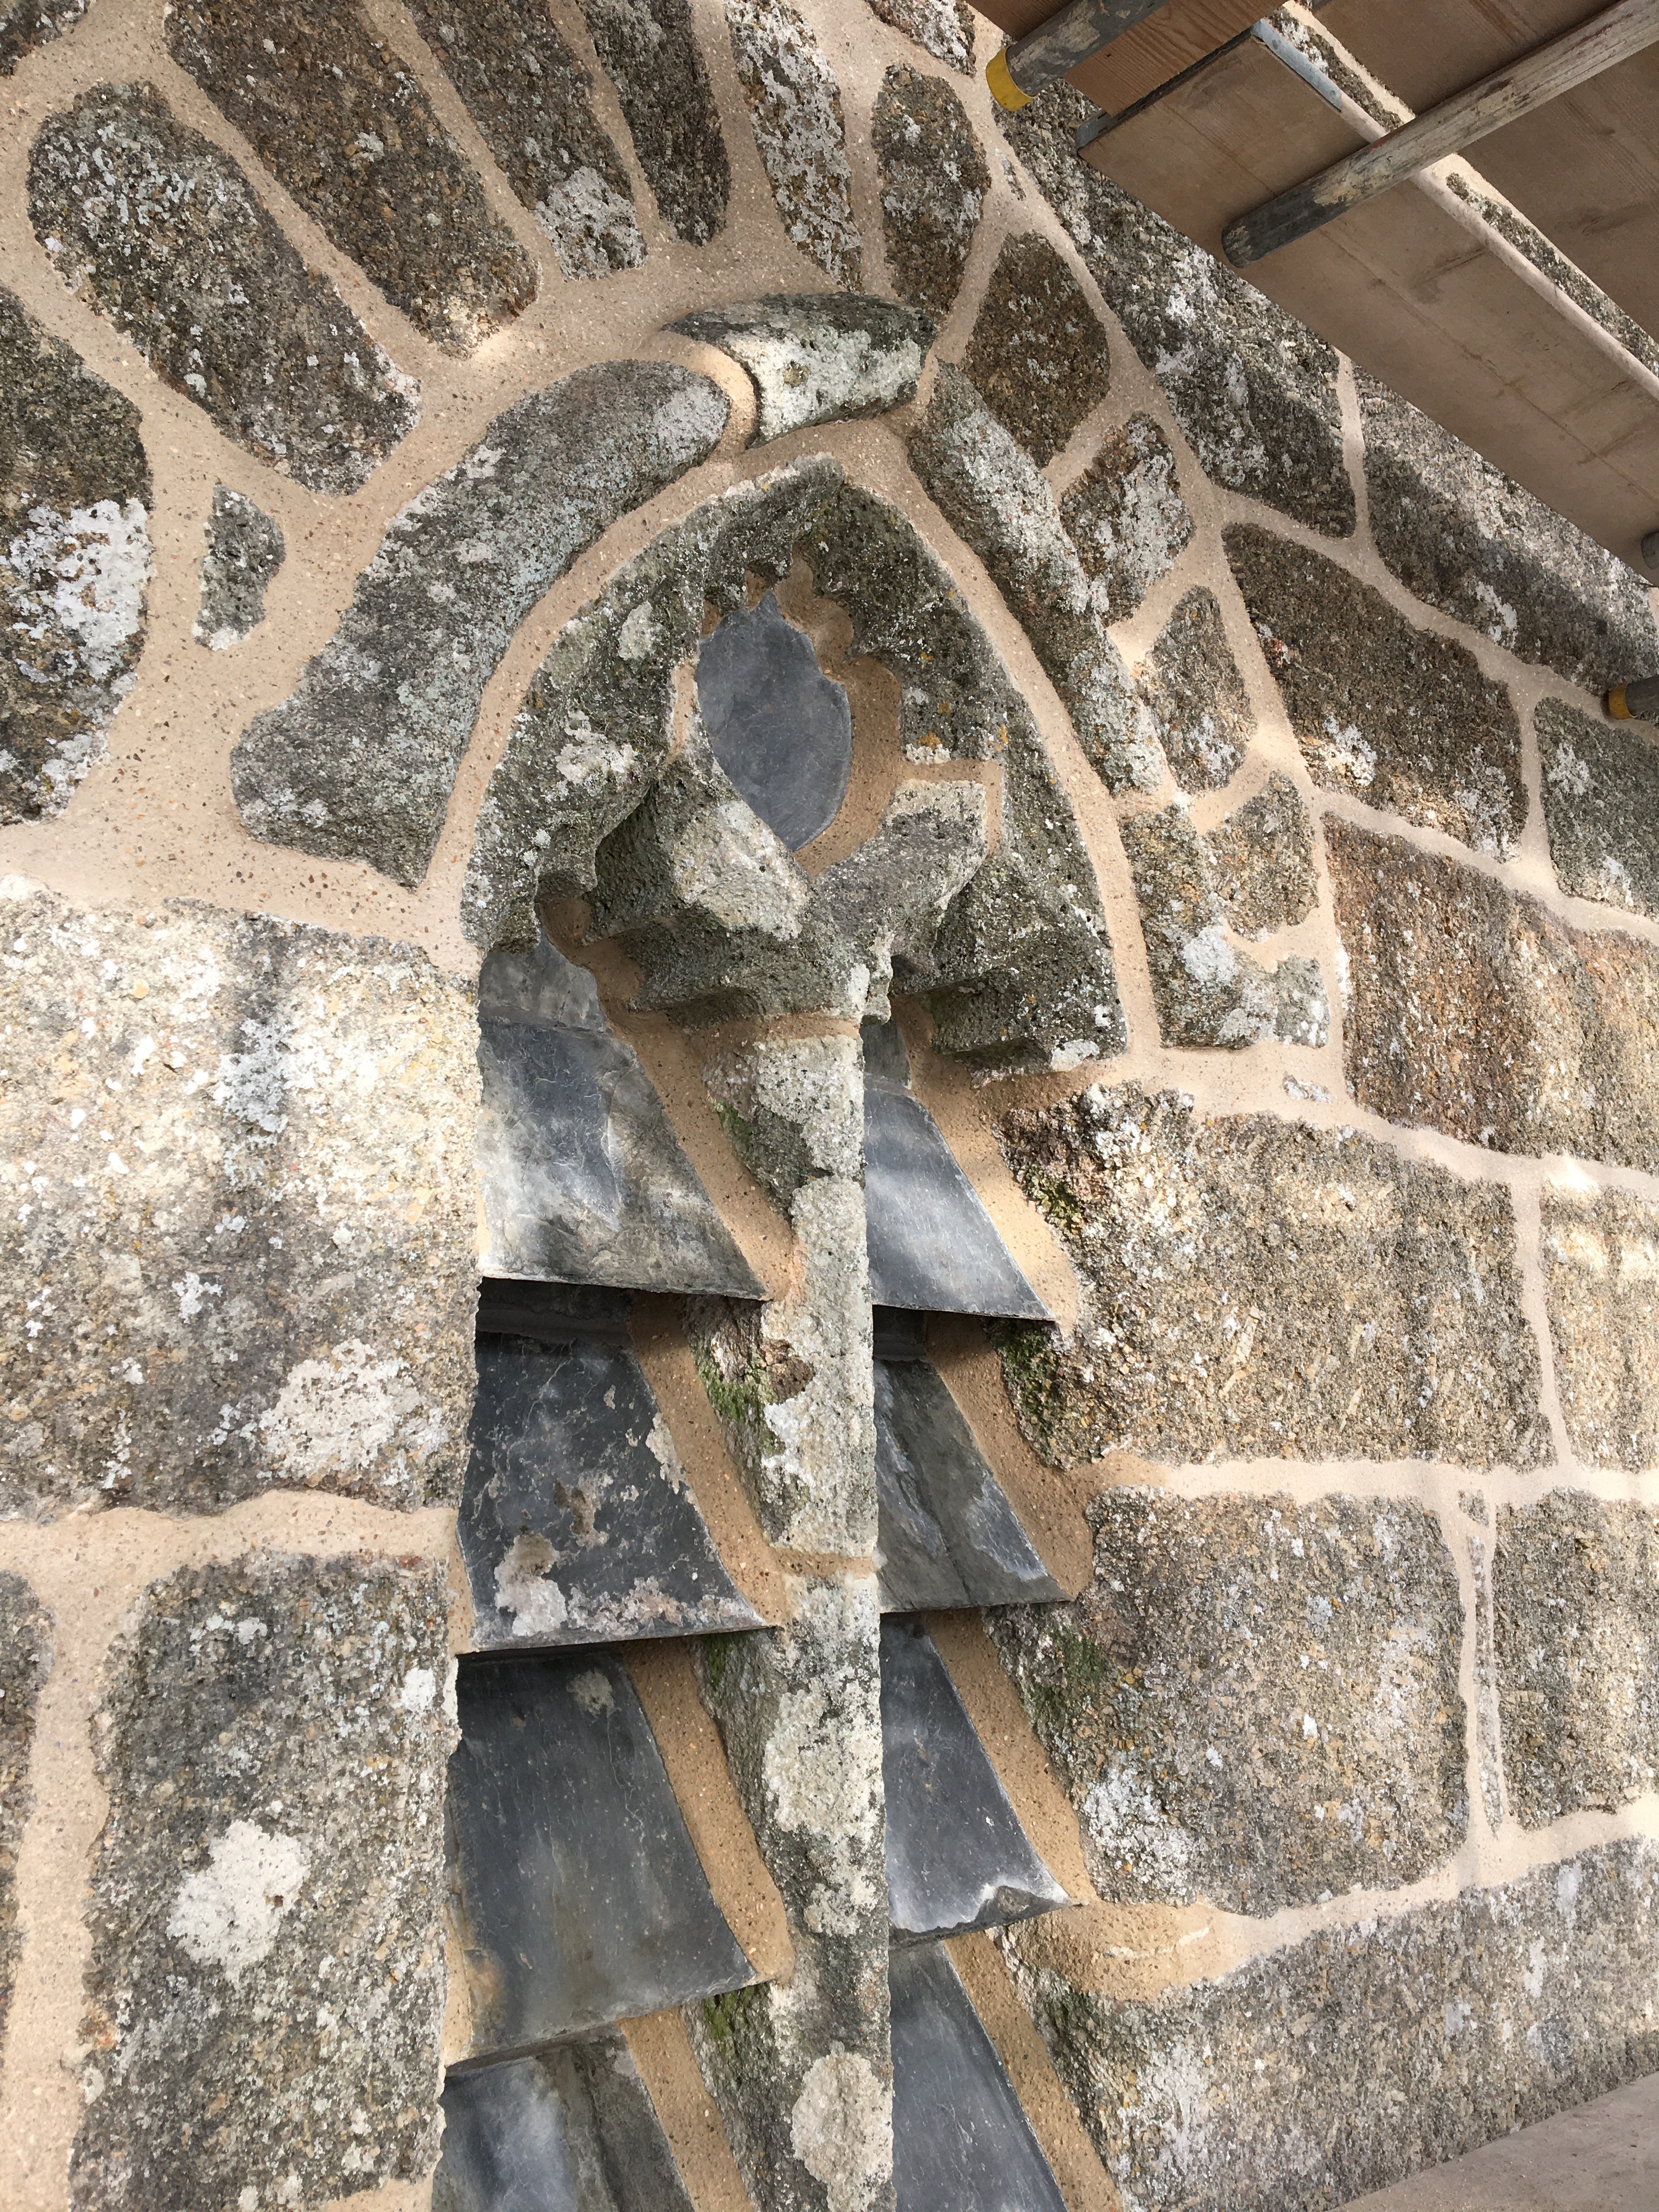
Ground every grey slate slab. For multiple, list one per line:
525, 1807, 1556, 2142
696, 592, 853, 849
881, 1615, 1067, 1942
435, 2038, 693, 2212
874, 1356, 1063, 1612
890, 1940, 1069, 2212
865, 1080, 1049, 1318
477, 934, 763, 1299
449, 1649, 755, 2061
461, 1318, 762, 1648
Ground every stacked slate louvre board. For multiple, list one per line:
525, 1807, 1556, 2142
442, 928, 1077, 2207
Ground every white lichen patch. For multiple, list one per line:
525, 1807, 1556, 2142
257, 1340, 440, 1488
537, 166, 647, 280
167, 1820, 311, 1985
789, 2048, 893, 2212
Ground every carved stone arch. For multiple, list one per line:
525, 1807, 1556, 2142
464, 457, 1125, 1071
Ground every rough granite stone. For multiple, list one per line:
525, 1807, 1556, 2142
1060, 413, 1193, 624
992, 1489, 1466, 1911
577, 0, 731, 245
996, 1083, 1550, 1469
0, 1573, 50, 2045
1359, 373, 1658, 693
962, 233, 1110, 468
1000, 84, 1355, 536
1541, 1183, 1659, 1472
0, 285, 149, 825
1470, 1531, 1504, 1829
165, 0, 535, 353
1121, 803, 1326, 1049
1, 0, 88, 72
231, 362, 727, 888
1203, 771, 1318, 937
1538, 694, 1659, 918
672, 296, 934, 444
193, 486, 283, 651
1228, 523, 1525, 856
0, 883, 478, 1517
27, 84, 419, 496
69, 1555, 452, 2212
692, 1576, 893, 2212
873, 65, 986, 320
1328, 817, 1659, 1172
1003, 1838, 1659, 2212
464, 460, 1124, 1073
863, 0, 973, 70
1138, 586, 1251, 793
725, 0, 861, 288
1495, 1493, 1659, 1825
909, 366, 1162, 794
407, 0, 644, 280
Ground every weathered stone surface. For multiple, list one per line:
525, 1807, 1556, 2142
192, 486, 283, 651
70, 1555, 452, 2212
1541, 1183, 1659, 1471
0, 1574, 50, 2045
962, 233, 1110, 468
996, 1084, 1550, 1469
1203, 771, 1318, 938
725, 0, 861, 288
1227, 524, 1526, 856
872, 65, 986, 320
1328, 817, 1659, 1172
692, 1576, 893, 2212
697, 1036, 874, 1554
0, 286, 149, 824
1121, 803, 1327, 1049
992, 1490, 1466, 1912
165, 0, 535, 353
578, 0, 730, 245
27, 84, 418, 496
864, 0, 973, 71
1, 0, 88, 73
465, 461, 1123, 1074
232, 362, 727, 887
1000, 85, 1355, 535
674, 296, 933, 445
1005, 1838, 1659, 2212
408, 0, 644, 280
1495, 1493, 1659, 1825
1359, 373, 1658, 694
0, 883, 477, 1517
1061, 413, 1193, 625
1138, 586, 1250, 793
450, 1649, 753, 2060
910, 366, 1162, 794
1538, 695, 1659, 917
1470, 1530, 1504, 1829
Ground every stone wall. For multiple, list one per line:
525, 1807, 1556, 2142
0, 1, 1656, 2210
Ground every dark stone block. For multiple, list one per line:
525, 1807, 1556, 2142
1541, 1183, 1659, 1471
1139, 586, 1251, 794
450, 1649, 754, 2060
873, 66, 987, 320
461, 1324, 761, 1647
696, 592, 853, 848
862, 0, 973, 70
576, 0, 730, 246
963, 233, 1110, 469
166, 0, 535, 353
874, 1357, 1061, 1611
406, 0, 643, 281
865, 1080, 1047, 1319
0, 1573, 50, 2045
435, 2039, 693, 2212
1061, 413, 1193, 625
1204, 771, 1319, 938
1538, 695, 1659, 919
477, 934, 763, 1298
724, 0, 861, 289
231, 362, 725, 886
193, 486, 283, 650
0, 285, 150, 825
890, 1942, 1066, 2212
1, 0, 88, 74
882, 1616, 1066, 1941
27, 84, 418, 496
